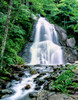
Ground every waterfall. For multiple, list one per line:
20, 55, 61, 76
30, 17, 64, 65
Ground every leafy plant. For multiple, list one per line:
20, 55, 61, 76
52, 65, 78, 93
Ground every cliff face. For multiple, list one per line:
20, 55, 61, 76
54, 24, 78, 63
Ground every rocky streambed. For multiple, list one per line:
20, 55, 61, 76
0, 63, 78, 100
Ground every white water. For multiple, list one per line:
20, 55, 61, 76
1, 71, 39, 100
30, 17, 64, 65
1, 66, 51, 100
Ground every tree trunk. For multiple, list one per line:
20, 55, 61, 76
0, 0, 13, 68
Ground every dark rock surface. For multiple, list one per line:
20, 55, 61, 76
18, 43, 33, 63
25, 84, 31, 89
29, 92, 37, 98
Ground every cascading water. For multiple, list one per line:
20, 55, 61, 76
30, 17, 64, 65
0, 17, 65, 100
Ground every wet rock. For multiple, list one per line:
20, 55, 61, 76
11, 65, 23, 71
37, 70, 43, 74
30, 69, 38, 74
0, 89, 15, 94
29, 92, 37, 98
53, 65, 58, 70
18, 72, 24, 77
6, 82, 12, 88
39, 72, 46, 76
67, 38, 76, 48
25, 84, 31, 89
0, 80, 7, 89
67, 86, 75, 90
13, 74, 21, 81
32, 98, 37, 100
18, 43, 33, 63
43, 81, 49, 90
73, 79, 78, 83
45, 74, 57, 81
69, 90, 75, 94
49, 92, 55, 96
75, 87, 78, 91
35, 74, 43, 79
35, 85, 41, 90
1, 94, 10, 99
0, 85, 2, 89
49, 82, 55, 91
36, 79, 45, 85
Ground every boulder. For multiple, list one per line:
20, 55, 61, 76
30, 69, 38, 75
0, 79, 7, 89
0, 89, 15, 94
36, 79, 45, 85
66, 38, 76, 48
35, 85, 41, 90
29, 92, 37, 98
25, 84, 31, 89
18, 72, 25, 77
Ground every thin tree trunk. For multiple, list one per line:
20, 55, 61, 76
0, 0, 13, 68
64, 18, 65, 27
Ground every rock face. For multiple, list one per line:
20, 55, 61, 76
66, 38, 76, 48
54, 24, 78, 63
63, 47, 78, 63
18, 43, 33, 63
54, 24, 67, 46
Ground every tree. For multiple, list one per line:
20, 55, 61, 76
0, 0, 13, 69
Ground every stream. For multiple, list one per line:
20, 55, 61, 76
1, 65, 54, 100
1, 17, 65, 100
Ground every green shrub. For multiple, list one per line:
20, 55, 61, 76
52, 65, 78, 93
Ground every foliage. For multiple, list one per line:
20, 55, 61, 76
74, 46, 78, 52
29, 0, 78, 43
0, 0, 33, 68
52, 65, 78, 93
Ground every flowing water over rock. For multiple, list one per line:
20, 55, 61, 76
30, 17, 64, 65
0, 65, 57, 100
0, 17, 66, 100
